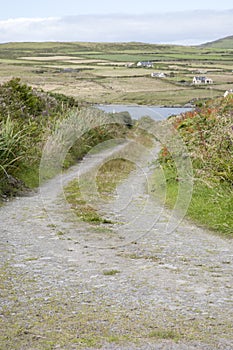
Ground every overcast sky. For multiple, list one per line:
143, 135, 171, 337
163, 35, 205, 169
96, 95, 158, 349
0, 0, 232, 44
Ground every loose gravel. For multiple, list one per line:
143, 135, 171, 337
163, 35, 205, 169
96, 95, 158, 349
0, 143, 232, 349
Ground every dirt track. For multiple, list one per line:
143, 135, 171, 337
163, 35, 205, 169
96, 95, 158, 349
0, 144, 233, 349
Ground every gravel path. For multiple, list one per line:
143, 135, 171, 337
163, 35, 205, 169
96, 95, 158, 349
0, 143, 233, 350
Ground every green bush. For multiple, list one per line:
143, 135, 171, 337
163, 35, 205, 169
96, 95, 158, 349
0, 78, 77, 122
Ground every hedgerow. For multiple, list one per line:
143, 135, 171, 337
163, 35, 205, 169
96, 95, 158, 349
160, 96, 233, 184
0, 78, 131, 199
158, 95, 233, 235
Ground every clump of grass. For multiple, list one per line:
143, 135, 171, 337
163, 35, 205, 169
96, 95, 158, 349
0, 116, 27, 177
103, 269, 120, 276
56, 231, 65, 236
97, 158, 135, 199
148, 328, 181, 341
64, 178, 111, 224
24, 257, 38, 262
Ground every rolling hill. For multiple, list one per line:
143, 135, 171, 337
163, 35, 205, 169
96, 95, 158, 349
200, 35, 233, 49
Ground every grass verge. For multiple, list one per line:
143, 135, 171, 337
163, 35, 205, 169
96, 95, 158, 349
151, 165, 233, 237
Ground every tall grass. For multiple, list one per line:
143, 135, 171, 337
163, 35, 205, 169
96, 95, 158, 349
0, 117, 27, 177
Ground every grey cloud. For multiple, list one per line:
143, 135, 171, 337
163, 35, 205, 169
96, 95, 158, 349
0, 10, 232, 44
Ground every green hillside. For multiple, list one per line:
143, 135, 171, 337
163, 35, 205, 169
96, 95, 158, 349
201, 35, 233, 49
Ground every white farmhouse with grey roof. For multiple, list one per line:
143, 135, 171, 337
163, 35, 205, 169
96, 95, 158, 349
137, 61, 153, 68
193, 76, 213, 84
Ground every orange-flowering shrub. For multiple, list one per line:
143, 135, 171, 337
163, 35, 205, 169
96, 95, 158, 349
159, 96, 233, 185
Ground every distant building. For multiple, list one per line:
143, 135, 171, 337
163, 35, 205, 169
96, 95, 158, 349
224, 89, 233, 97
151, 72, 166, 78
125, 63, 134, 67
195, 69, 207, 74
193, 76, 213, 84
56, 68, 79, 73
137, 61, 153, 68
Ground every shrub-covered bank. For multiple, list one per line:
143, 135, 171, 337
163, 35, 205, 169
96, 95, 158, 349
156, 95, 233, 236
0, 79, 132, 200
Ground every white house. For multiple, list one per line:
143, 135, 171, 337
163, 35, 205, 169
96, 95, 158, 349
193, 76, 213, 84
137, 61, 153, 68
151, 72, 166, 78
224, 89, 233, 97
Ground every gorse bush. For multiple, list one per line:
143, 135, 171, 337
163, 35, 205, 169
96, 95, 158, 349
161, 96, 233, 186
0, 78, 77, 121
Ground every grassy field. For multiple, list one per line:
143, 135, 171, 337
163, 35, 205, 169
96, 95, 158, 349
0, 40, 232, 105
